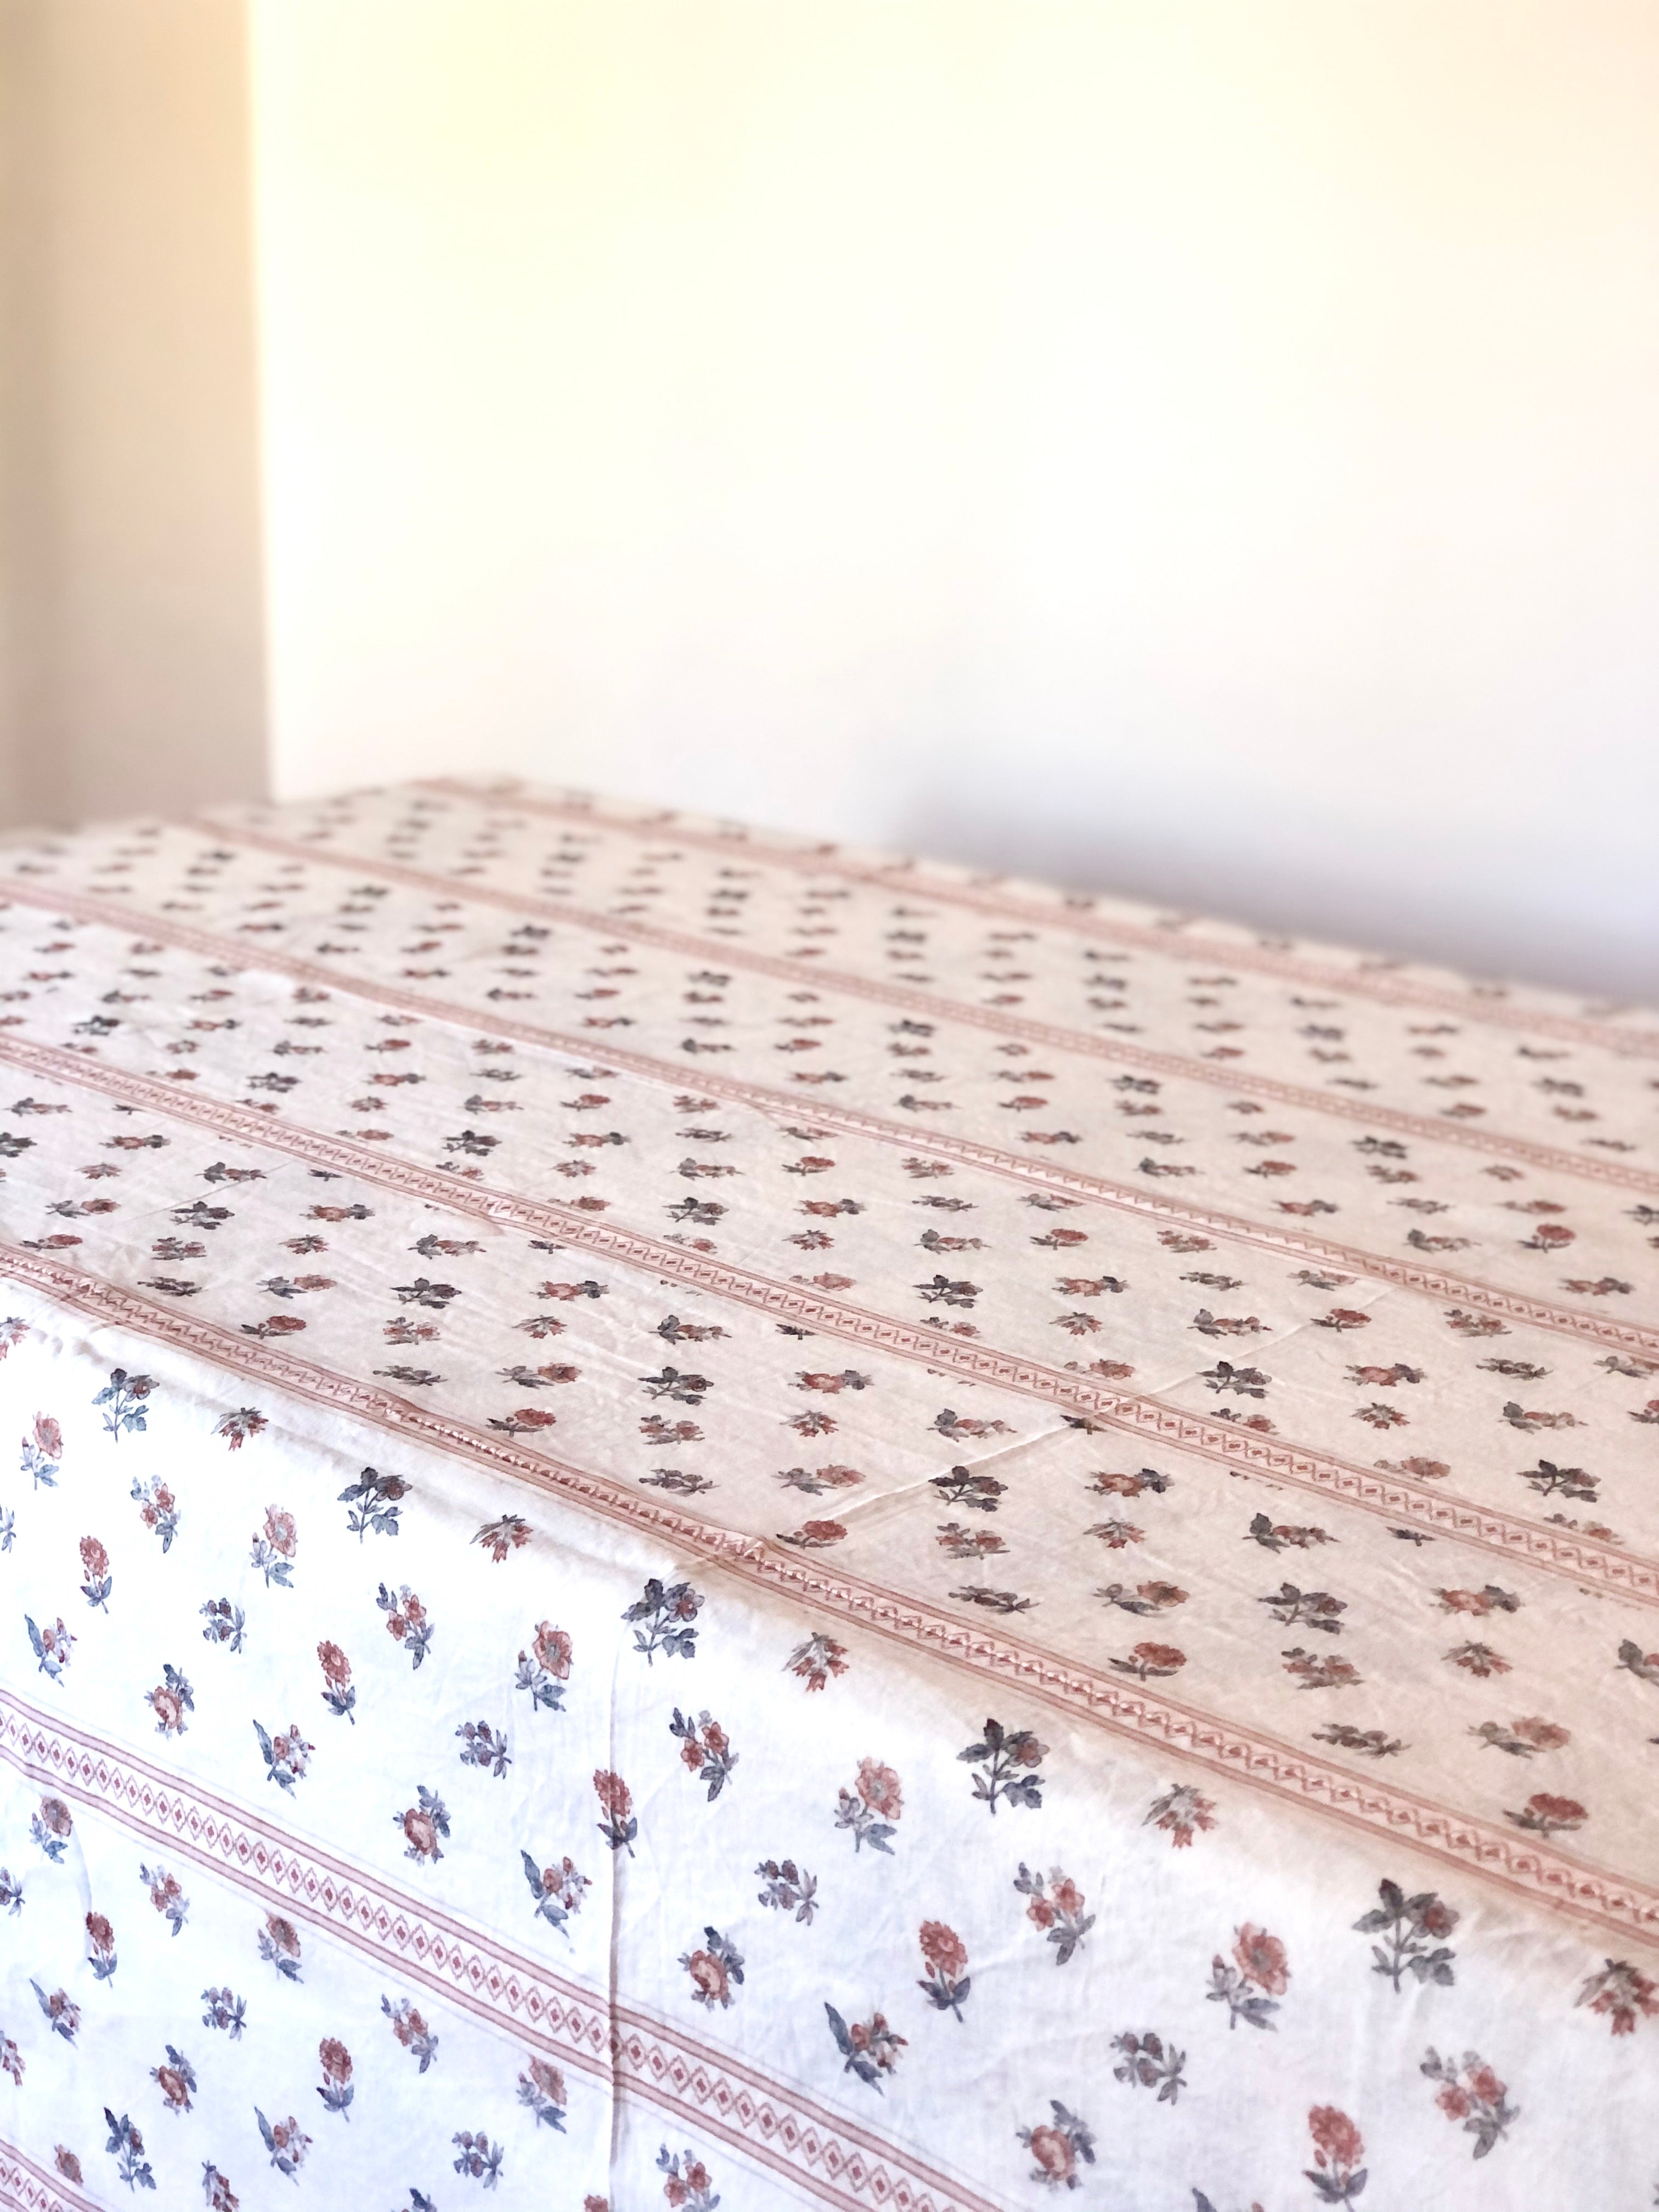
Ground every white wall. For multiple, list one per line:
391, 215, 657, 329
9, 3, 1652, 996
249, 0, 1659, 999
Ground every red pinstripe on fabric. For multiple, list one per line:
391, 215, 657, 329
420, 778, 1659, 1059
0, 1039, 1653, 1602
3, 1252, 1658, 1953
173, 816, 1659, 1192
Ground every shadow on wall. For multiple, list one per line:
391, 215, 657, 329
887, 776, 1658, 1008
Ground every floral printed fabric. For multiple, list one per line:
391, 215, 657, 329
0, 781, 1654, 2209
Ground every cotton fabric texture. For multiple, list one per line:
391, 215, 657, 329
0, 781, 1654, 2210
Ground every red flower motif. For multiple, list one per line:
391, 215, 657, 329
33, 1415, 62, 1459
684, 1948, 729, 2005
1233, 1924, 1289, 1996
78, 1535, 108, 1579
317, 1640, 351, 1690
318, 2038, 352, 2086
594, 1769, 633, 1820
532, 1622, 572, 1678
1025, 2126, 1076, 2185
1309, 2106, 1364, 2171
919, 1921, 968, 1977
856, 1758, 902, 1820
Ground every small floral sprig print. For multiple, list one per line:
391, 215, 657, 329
103, 2108, 154, 2192
85, 1909, 118, 1981
1014, 1865, 1094, 1963
1313, 1723, 1404, 1758
1259, 1583, 1346, 1634
1247, 1510, 1331, 1549
1145, 1784, 1217, 1848
624, 1576, 702, 1663
312, 1639, 353, 1720
95, 1368, 153, 1440
1353, 1879, 1457, 1990
0, 1867, 21, 1914
0, 1506, 13, 1554
378, 1582, 433, 1667
1098, 1579, 1187, 1616
1109, 1640, 1186, 1680
680, 1926, 744, 2009
202, 1985, 247, 2035
395, 1786, 449, 1864
452, 2130, 505, 2188
21, 1412, 61, 1487
256, 2109, 312, 2181
382, 1994, 439, 2073
200, 1597, 245, 1652
216, 1407, 267, 1450
1208, 1924, 1287, 2030
1505, 1791, 1585, 1838
338, 1465, 407, 1540
151, 2046, 196, 2115
316, 2038, 354, 2120
253, 1719, 312, 1792
594, 1768, 637, 1855
258, 1912, 303, 1981
835, 1757, 902, 1853
960, 1718, 1047, 1813
32, 1793, 72, 1861
0, 2034, 20, 2084
517, 2056, 566, 2130
1305, 2106, 1367, 2205
78, 1535, 111, 1610
825, 2005, 906, 2091
132, 1478, 180, 1551
1111, 2030, 1186, 2103
1421, 2047, 1516, 2158
1445, 1640, 1510, 1678
33, 1981, 80, 2041
1017, 2102, 1097, 2191
755, 1858, 819, 1923
473, 1514, 532, 1564
780, 1517, 849, 1550
1282, 1647, 1361, 1690
140, 1863, 188, 1937
201, 2166, 239, 2212
147, 1662, 194, 1736
515, 1621, 571, 1712
1472, 1715, 1570, 1757
521, 1849, 589, 1934
456, 1719, 511, 1776
929, 1464, 1006, 1513
670, 1708, 737, 1801
1577, 1957, 1659, 2035
917, 1921, 970, 2019
1519, 1458, 1597, 1502
250, 1505, 296, 1588
785, 1630, 848, 1691
26, 1613, 74, 1683
658, 2145, 720, 2210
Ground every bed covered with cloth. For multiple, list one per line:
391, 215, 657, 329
0, 780, 1655, 2211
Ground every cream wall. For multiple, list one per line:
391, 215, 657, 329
0, 0, 267, 828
